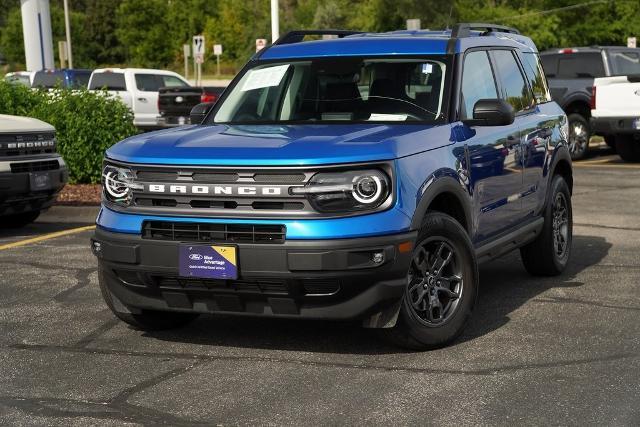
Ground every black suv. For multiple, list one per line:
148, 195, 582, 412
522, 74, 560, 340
540, 46, 640, 159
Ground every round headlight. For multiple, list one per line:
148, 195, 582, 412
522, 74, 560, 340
352, 174, 383, 204
102, 164, 138, 205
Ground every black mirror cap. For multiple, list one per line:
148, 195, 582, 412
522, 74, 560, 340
463, 99, 515, 127
189, 102, 215, 125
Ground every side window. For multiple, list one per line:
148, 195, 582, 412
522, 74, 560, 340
521, 53, 552, 104
491, 50, 534, 113
461, 50, 498, 120
162, 75, 189, 88
557, 53, 605, 78
135, 74, 162, 91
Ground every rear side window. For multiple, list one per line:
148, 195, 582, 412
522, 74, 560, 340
135, 74, 188, 91
609, 50, 640, 76
557, 53, 605, 78
521, 53, 552, 104
33, 71, 64, 88
89, 73, 126, 91
460, 50, 498, 120
540, 55, 557, 76
491, 50, 534, 113
71, 72, 91, 89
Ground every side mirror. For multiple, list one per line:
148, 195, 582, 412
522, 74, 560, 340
189, 102, 215, 125
463, 99, 515, 127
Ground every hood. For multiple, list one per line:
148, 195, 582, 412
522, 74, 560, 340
106, 123, 454, 166
0, 114, 55, 133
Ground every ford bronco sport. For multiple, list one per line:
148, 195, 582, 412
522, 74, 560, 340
91, 24, 573, 350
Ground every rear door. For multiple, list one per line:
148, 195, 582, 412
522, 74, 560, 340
132, 73, 189, 126
88, 72, 132, 109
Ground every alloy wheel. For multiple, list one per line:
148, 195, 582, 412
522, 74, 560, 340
569, 121, 588, 157
552, 192, 570, 258
406, 238, 463, 326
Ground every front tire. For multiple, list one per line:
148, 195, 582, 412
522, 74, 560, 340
567, 113, 590, 160
616, 135, 640, 162
1, 211, 40, 228
386, 212, 478, 350
520, 175, 572, 276
98, 268, 199, 330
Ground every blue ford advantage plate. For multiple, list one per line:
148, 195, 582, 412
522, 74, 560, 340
179, 245, 238, 280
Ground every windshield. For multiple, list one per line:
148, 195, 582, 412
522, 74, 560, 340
609, 50, 640, 76
212, 57, 449, 124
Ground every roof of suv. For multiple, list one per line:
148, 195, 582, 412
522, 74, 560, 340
259, 24, 538, 61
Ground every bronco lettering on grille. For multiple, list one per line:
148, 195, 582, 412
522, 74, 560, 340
146, 184, 283, 196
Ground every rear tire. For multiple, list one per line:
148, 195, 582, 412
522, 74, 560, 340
98, 268, 199, 331
616, 135, 640, 162
1, 211, 40, 228
567, 113, 590, 160
386, 212, 478, 350
520, 175, 572, 276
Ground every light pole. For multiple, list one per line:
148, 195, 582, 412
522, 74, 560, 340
270, 0, 279, 43
63, 0, 72, 68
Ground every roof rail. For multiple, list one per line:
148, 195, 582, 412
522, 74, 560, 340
451, 23, 520, 38
273, 30, 364, 45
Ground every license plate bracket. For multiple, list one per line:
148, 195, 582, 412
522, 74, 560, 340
179, 244, 238, 280
29, 172, 52, 191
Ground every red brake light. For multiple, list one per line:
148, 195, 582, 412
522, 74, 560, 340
590, 85, 596, 109
201, 93, 219, 103
560, 48, 577, 54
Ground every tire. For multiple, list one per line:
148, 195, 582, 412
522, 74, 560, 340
520, 175, 572, 276
604, 135, 616, 151
0, 211, 40, 228
386, 212, 478, 351
616, 135, 640, 162
567, 113, 590, 160
98, 268, 199, 331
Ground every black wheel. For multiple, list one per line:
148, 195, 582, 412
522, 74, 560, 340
567, 113, 590, 160
386, 212, 478, 350
98, 268, 199, 330
616, 135, 640, 162
0, 211, 40, 228
604, 135, 616, 151
520, 175, 572, 276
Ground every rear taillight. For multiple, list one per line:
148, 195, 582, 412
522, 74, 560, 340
201, 93, 219, 103
560, 48, 577, 54
590, 85, 596, 109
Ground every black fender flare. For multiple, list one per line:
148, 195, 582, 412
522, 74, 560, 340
410, 175, 473, 232
549, 144, 573, 191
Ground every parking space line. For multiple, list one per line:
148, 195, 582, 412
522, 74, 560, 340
0, 225, 96, 251
573, 162, 640, 169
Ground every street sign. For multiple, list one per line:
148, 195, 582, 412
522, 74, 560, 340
193, 35, 205, 56
195, 53, 204, 64
628, 37, 637, 48
183, 44, 190, 58
255, 38, 267, 52
213, 44, 223, 55
407, 19, 421, 30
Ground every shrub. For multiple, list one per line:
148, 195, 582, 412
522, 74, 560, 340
0, 82, 138, 183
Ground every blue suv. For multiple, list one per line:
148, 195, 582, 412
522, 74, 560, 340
91, 24, 573, 349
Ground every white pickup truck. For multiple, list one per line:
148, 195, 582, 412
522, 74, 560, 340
591, 75, 640, 162
88, 68, 190, 130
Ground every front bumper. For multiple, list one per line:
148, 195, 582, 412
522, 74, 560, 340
0, 158, 68, 216
590, 116, 640, 135
92, 227, 417, 321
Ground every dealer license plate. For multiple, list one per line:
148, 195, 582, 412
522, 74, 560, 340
29, 172, 52, 191
179, 244, 238, 280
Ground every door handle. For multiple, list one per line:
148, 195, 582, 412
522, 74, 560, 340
137, 97, 148, 102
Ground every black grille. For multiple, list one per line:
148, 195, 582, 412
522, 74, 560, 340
0, 133, 56, 157
142, 221, 286, 243
302, 280, 341, 295
253, 173, 306, 183
10, 160, 59, 173
155, 276, 288, 294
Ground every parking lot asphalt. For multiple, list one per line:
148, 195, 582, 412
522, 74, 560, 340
1, 152, 639, 426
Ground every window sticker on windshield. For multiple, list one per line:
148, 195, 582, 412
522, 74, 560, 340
369, 113, 408, 121
421, 63, 433, 74
241, 64, 290, 92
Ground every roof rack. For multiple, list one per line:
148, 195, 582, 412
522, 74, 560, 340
451, 23, 520, 38
273, 30, 364, 45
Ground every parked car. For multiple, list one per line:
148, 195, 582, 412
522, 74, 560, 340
0, 114, 68, 227
4, 71, 34, 87
591, 75, 640, 162
91, 24, 573, 350
31, 69, 93, 89
157, 86, 225, 127
88, 68, 190, 130
540, 46, 640, 159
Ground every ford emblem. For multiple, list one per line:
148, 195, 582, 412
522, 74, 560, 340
189, 253, 203, 261
175, 96, 184, 103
